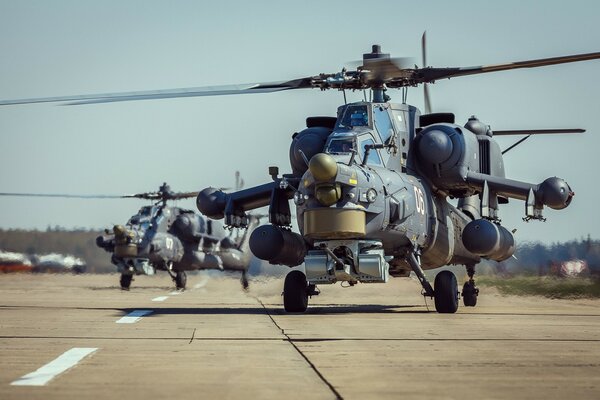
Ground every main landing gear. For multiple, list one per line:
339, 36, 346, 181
174, 271, 187, 290
281, 255, 475, 314
461, 264, 479, 307
240, 270, 249, 290
120, 273, 133, 290
407, 253, 459, 313
167, 262, 187, 290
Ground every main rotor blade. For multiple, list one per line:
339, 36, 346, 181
0, 78, 314, 106
421, 31, 432, 114
122, 193, 162, 200
122, 191, 200, 200
170, 191, 200, 200
494, 128, 585, 136
414, 52, 600, 83
0, 192, 124, 199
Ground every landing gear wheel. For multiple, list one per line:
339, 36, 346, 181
175, 271, 187, 290
120, 273, 132, 290
283, 270, 309, 312
240, 271, 249, 290
434, 270, 459, 313
462, 281, 479, 307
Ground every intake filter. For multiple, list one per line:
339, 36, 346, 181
462, 219, 515, 262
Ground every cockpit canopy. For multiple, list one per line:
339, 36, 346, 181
325, 133, 383, 166
336, 104, 370, 130
128, 205, 156, 226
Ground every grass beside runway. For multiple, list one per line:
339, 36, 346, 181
478, 275, 600, 299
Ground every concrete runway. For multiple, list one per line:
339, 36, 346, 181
1, 273, 599, 400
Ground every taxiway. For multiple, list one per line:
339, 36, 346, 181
1, 273, 599, 399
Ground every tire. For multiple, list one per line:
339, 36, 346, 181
120, 273, 132, 290
240, 271, 249, 290
175, 271, 187, 290
434, 270, 459, 313
462, 281, 478, 307
283, 270, 309, 312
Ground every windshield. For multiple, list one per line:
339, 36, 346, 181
337, 105, 369, 129
327, 138, 356, 154
360, 137, 383, 166
373, 106, 394, 143
127, 206, 153, 225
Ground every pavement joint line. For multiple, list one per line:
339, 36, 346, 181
10, 347, 98, 386
189, 328, 197, 344
3, 335, 600, 342
257, 299, 344, 400
116, 309, 153, 323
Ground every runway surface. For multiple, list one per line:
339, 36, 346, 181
1, 273, 599, 399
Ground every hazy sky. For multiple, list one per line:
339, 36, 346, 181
1, 0, 599, 244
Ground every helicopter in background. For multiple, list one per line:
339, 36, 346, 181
1, 176, 260, 290
1, 37, 598, 312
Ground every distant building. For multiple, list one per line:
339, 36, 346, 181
548, 259, 588, 277
0, 250, 86, 273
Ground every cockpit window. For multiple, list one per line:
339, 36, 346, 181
128, 206, 153, 226
337, 105, 369, 129
360, 138, 383, 166
327, 138, 356, 154
373, 106, 394, 143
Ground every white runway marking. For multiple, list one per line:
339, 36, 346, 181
169, 291, 182, 296
152, 296, 169, 302
11, 347, 98, 386
116, 310, 153, 323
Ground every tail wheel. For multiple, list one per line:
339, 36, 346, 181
434, 270, 459, 313
283, 270, 309, 312
120, 274, 132, 290
175, 271, 187, 290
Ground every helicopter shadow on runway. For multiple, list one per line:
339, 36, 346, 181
114, 303, 431, 317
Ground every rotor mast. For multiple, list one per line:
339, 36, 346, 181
363, 45, 389, 103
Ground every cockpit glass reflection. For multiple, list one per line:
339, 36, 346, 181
337, 105, 369, 129
327, 138, 356, 154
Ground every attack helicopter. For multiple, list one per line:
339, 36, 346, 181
1, 38, 598, 312
0, 178, 260, 290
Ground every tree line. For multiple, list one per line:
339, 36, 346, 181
1, 228, 598, 275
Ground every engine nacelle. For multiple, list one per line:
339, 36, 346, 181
462, 219, 515, 262
289, 126, 332, 177
249, 224, 306, 267
414, 123, 477, 191
172, 213, 205, 242
414, 120, 505, 195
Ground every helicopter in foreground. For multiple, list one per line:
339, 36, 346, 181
1, 38, 598, 312
1, 178, 260, 290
